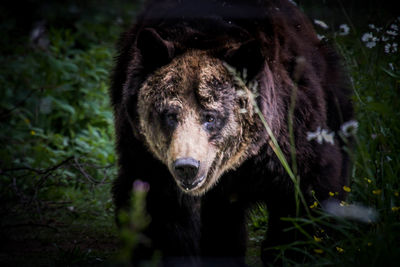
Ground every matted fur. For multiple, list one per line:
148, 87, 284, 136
136, 50, 253, 195
110, 0, 353, 265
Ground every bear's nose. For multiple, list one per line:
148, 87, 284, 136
173, 158, 200, 190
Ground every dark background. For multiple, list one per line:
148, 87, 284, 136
1, 0, 399, 266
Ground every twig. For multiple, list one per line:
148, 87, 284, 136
73, 158, 100, 185
2, 156, 74, 175
0, 89, 36, 121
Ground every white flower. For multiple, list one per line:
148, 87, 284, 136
317, 34, 326, 40
385, 43, 391, 53
361, 33, 377, 48
323, 199, 378, 223
339, 24, 350, 36
385, 43, 398, 53
368, 24, 376, 29
321, 129, 335, 145
381, 35, 389, 42
341, 120, 359, 137
389, 62, 394, 71
390, 24, 398, 31
288, 0, 297, 6
386, 30, 398, 36
314, 19, 329, 30
365, 41, 376, 48
307, 127, 335, 145
361, 32, 373, 42
307, 127, 320, 143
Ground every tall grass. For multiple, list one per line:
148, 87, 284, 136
246, 13, 400, 266
1, 1, 398, 265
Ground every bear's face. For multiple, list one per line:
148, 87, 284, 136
136, 50, 255, 195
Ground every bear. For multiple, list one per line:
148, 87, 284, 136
110, 0, 353, 265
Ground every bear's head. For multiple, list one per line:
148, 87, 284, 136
124, 28, 266, 195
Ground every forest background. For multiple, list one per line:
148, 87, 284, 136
0, 0, 399, 265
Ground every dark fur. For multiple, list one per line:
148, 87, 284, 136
110, 0, 353, 265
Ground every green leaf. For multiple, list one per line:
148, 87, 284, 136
53, 98, 76, 115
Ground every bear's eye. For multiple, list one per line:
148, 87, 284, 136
163, 112, 178, 128
205, 114, 215, 123
167, 113, 177, 121
203, 113, 218, 132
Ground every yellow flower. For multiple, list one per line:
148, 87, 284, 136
309, 201, 318, 209
343, 186, 351, 192
367, 242, 373, 247
395, 192, 399, 197
314, 235, 322, 242
392, 207, 400, 212
372, 189, 382, 195
336, 246, 344, 253
364, 178, 372, 184
30, 130, 36, 135
314, 249, 324, 254
329, 192, 335, 197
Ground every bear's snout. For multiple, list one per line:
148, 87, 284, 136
173, 157, 204, 190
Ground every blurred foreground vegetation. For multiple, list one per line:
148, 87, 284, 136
0, 0, 399, 266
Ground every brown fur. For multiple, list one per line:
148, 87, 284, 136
137, 51, 253, 195
110, 0, 353, 265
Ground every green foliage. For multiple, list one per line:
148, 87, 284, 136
0, 1, 137, 265
1, 0, 399, 266
309, 17, 400, 266
255, 14, 400, 266
54, 243, 100, 266
241, 11, 400, 266
116, 180, 161, 266
0, 29, 115, 170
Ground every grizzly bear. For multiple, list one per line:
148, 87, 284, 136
110, 0, 353, 265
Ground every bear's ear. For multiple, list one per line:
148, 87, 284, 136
223, 40, 264, 80
136, 28, 174, 72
